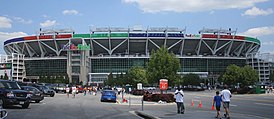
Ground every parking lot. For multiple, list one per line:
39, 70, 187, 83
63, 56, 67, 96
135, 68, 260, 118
3, 89, 274, 119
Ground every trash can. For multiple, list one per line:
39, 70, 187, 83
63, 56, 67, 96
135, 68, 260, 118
125, 84, 132, 93
256, 84, 266, 94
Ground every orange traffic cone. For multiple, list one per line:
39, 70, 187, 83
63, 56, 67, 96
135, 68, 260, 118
211, 105, 215, 110
191, 99, 194, 107
198, 100, 202, 108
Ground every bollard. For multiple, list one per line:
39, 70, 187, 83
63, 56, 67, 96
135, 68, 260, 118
129, 95, 131, 108
0, 100, 3, 118
141, 97, 144, 111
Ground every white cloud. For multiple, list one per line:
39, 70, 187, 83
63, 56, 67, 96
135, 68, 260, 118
0, 31, 27, 40
262, 41, 274, 46
0, 16, 12, 28
242, 7, 273, 16
241, 26, 274, 37
40, 20, 57, 28
123, 0, 268, 13
62, 9, 79, 15
12, 16, 32, 24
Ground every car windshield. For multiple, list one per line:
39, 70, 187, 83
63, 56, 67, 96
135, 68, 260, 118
43, 86, 49, 90
103, 91, 115, 95
2, 81, 21, 90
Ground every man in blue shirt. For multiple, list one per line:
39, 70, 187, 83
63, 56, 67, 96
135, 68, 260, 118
213, 91, 222, 119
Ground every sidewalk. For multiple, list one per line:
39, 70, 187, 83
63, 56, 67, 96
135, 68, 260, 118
135, 110, 266, 119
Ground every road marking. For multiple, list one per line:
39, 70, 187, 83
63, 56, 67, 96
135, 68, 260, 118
129, 111, 143, 119
255, 103, 274, 107
230, 104, 237, 107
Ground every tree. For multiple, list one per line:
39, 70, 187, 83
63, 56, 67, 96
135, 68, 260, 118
127, 67, 148, 88
222, 65, 258, 87
240, 65, 258, 86
221, 64, 241, 86
147, 46, 180, 86
4, 72, 8, 80
182, 73, 201, 86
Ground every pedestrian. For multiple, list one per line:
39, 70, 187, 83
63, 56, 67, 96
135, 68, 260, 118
213, 91, 222, 119
93, 86, 97, 96
72, 85, 77, 98
175, 88, 185, 114
221, 85, 232, 119
83, 86, 87, 96
65, 85, 70, 98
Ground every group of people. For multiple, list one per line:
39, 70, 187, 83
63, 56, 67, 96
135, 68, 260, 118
65, 85, 99, 98
175, 85, 232, 119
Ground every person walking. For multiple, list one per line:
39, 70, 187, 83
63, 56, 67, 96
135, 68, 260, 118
213, 91, 222, 119
83, 86, 87, 96
65, 85, 70, 98
221, 85, 232, 119
72, 85, 77, 98
175, 88, 185, 114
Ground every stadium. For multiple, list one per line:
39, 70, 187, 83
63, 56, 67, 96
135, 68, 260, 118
3, 26, 260, 85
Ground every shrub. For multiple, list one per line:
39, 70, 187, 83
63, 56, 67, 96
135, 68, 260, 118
131, 89, 145, 95
151, 94, 175, 103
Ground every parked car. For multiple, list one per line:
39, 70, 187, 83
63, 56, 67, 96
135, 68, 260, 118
36, 85, 55, 97
21, 86, 44, 103
100, 90, 117, 102
54, 83, 66, 93
0, 79, 31, 108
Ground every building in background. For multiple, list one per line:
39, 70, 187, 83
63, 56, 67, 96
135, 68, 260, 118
3, 26, 260, 85
0, 53, 26, 81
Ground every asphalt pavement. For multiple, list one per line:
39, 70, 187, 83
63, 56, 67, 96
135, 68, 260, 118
4, 90, 274, 119
119, 90, 274, 119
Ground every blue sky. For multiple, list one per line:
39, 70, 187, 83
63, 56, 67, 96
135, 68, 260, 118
0, 0, 274, 54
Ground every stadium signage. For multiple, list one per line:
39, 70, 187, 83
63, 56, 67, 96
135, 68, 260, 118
62, 44, 90, 50
185, 34, 200, 38
0, 63, 11, 69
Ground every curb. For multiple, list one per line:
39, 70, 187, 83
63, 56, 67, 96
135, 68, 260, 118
135, 111, 160, 119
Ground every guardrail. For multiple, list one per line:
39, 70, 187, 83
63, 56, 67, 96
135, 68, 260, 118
0, 109, 8, 119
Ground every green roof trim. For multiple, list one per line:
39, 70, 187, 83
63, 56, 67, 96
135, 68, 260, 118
244, 37, 260, 44
73, 34, 91, 38
73, 33, 129, 38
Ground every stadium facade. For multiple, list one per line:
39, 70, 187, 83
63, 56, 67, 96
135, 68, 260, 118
3, 27, 261, 85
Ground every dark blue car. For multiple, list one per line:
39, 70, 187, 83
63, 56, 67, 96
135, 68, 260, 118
100, 90, 116, 102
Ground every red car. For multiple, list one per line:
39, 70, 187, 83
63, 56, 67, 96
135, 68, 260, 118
76, 85, 83, 93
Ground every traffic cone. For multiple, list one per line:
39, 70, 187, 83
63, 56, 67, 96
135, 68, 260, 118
123, 98, 128, 103
211, 105, 215, 110
198, 100, 202, 108
191, 99, 194, 107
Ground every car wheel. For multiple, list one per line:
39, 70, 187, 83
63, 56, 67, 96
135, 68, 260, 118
50, 94, 55, 97
35, 100, 40, 103
22, 102, 30, 108
0, 99, 7, 108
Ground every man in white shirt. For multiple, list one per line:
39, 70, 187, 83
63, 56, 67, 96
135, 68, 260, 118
221, 85, 232, 119
175, 88, 184, 114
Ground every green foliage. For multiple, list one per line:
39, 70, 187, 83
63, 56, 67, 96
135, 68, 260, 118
3, 73, 8, 80
182, 73, 202, 86
127, 67, 148, 88
222, 65, 258, 87
222, 64, 241, 86
105, 67, 148, 88
147, 46, 180, 86
39, 74, 69, 84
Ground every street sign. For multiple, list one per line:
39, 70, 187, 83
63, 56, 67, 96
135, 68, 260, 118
159, 79, 168, 90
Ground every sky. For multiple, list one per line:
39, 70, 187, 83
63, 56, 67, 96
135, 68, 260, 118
0, 0, 274, 55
